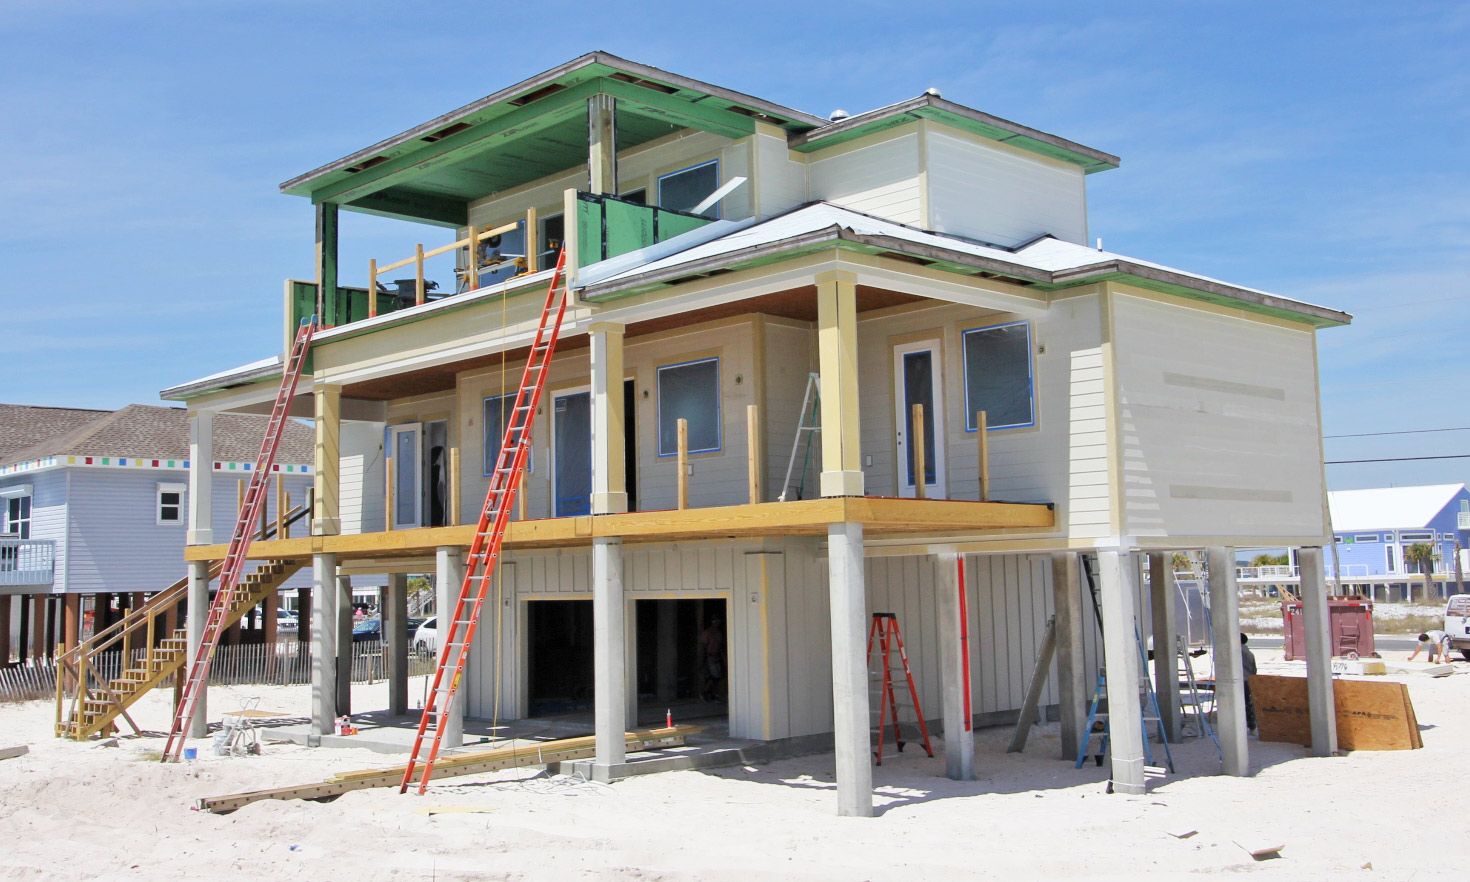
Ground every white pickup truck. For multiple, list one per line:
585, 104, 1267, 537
1445, 595, 1470, 661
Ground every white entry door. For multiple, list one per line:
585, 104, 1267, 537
892, 340, 946, 498
388, 423, 422, 529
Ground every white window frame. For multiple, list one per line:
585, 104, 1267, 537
483, 393, 532, 478
962, 320, 1036, 432
1400, 530, 1433, 542
892, 339, 948, 498
1353, 534, 1379, 543
656, 357, 722, 456
156, 482, 185, 525
388, 423, 423, 530
2, 486, 33, 538
551, 385, 592, 518
657, 159, 721, 219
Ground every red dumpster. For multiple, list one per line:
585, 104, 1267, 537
1280, 596, 1376, 660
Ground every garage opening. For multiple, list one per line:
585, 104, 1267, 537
526, 599, 593, 717
635, 598, 728, 725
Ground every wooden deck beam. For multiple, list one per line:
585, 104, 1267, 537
184, 497, 1053, 562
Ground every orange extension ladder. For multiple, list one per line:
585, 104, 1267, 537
161, 317, 317, 762
400, 250, 569, 794
867, 612, 935, 765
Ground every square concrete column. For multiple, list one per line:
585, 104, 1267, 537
1096, 549, 1146, 795
434, 547, 466, 748
312, 384, 342, 536
336, 574, 352, 716
185, 560, 211, 737
590, 322, 628, 515
1051, 552, 1086, 760
1297, 546, 1338, 757
1207, 546, 1250, 776
592, 537, 626, 775
827, 522, 873, 817
310, 553, 339, 735
186, 410, 214, 546
817, 271, 864, 498
935, 552, 974, 780
384, 573, 409, 715
1148, 553, 1181, 742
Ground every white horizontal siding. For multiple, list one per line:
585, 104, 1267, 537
754, 129, 807, 218
926, 128, 1087, 246
808, 131, 922, 226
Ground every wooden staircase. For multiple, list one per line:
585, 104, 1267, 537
55, 558, 305, 740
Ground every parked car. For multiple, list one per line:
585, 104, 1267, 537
276, 609, 299, 633
351, 615, 431, 644
414, 617, 437, 655
1445, 594, 1470, 661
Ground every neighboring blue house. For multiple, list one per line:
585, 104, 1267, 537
0, 404, 315, 665
1326, 483, 1470, 580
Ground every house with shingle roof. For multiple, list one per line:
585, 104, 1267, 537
0, 404, 315, 666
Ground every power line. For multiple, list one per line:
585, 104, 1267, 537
1324, 426, 1470, 439
1326, 454, 1470, 465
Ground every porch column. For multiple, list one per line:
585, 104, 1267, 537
1097, 549, 1145, 795
592, 537, 626, 776
590, 322, 628, 515
336, 574, 352, 716
587, 93, 617, 195
1207, 546, 1250, 776
817, 270, 863, 498
1148, 553, 1181, 741
1051, 552, 1086, 760
310, 553, 339, 735
0, 595, 11, 664
385, 573, 409, 715
186, 561, 210, 737
315, 201, 339, 328
1297, 546, 1338, 757
434, 547, 465, 748
312, 384, 342, 537
828, 522, 873, 816
935, 552, 974, 780
186, 410, 214, 546
62, 594, 81, 653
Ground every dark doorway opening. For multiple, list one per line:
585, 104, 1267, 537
624, 378, 638, 513
634, 598, 727, 725
526, 600, 593, 716
424, 419, 449, 527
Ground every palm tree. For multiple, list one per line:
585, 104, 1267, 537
1404, 543, 1437, 602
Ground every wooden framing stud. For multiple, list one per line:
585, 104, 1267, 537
912, 403, 926, 500
385, 458, 395, 533
746, 404, 761, 504
677, 418, 689, 511
415, 244, 426, 306
976, 410, 990, 502
449, 447, 460, 526
526, 206, 539, 274
368, 258, 378, 318
466, 224, 479, 291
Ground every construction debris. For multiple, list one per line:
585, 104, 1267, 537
194, 726, 696, 815
0, 745, 28, 761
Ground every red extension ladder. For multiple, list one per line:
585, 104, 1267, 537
400, 250, 569, 794
161, 317, 316, 762
867, 612, 935, 765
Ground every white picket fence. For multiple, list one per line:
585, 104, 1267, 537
0, 639, 433, 703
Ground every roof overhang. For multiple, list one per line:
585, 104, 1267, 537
790, 94, 1120, 174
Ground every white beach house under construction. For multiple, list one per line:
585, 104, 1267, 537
149, 53, 1350, 814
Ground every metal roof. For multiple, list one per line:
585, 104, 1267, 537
1328, 484, 1468, 532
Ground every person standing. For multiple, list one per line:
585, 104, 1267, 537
699, 617, 725, 703
1240, 632, 1258, 734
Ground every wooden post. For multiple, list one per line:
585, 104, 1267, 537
17, 595, 31, 663
263, 588, 279, 646
385, 457, 395, 532
62, 594, 80, 654
449, 446, 460, 526
282, 491, 291, 539
275, 473, 285, 539
976, 410, 990, 502
0, 595, 10, 664
415, 243, 426, 305
368, 258, 378, 318
466, 224, 479, 291
747, 404, 761, 504
677, 418, 689, 510
526, 207, 539, 274
30, 595, 45, 662
258, 491, 268, 540
912, 403, 926, 500
237, 479, 245, 518
517, 472, 528, 521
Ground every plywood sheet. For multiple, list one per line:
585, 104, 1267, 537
1251, 675, 1422, 751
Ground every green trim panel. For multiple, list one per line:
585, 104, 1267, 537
576, 192, 713, 266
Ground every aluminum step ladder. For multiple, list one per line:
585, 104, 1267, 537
777, 372, 821, 502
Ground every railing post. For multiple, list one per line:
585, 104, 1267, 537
385, 458, 395, 532
283, 491, 292, 539
448, 447, 460, 526
677, 418, 689, 511
912, 403, 926, 500
976, 410, 989, 502
368, 258, 378, 318
466, 224, 479, 291
415, 244, 426, 305
526, 207, 539, 274
747, 404, 761, 504
53, 642, 63, 732
275, 473, 285, 540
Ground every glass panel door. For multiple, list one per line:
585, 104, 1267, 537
892, 340, 946, 498
424, 420, 448, 527
389, 424, 422, 529
553, 390, 592, 517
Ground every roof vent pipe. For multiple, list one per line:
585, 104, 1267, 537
924, 87, 941, 97
1096, 237, 1104, 251
828, 109, 849, 121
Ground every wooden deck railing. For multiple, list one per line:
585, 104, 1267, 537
368, 207, 541, 317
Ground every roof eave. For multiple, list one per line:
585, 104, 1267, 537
161, 363, 285, 403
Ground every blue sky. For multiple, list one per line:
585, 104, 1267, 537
2, 2, 1466, 491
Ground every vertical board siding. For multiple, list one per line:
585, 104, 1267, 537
808, 131, 923, 226
926, 129, 1087, 247
1110, 292, 1326, 539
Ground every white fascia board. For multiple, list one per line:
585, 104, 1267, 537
850, 261, 1048, 317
